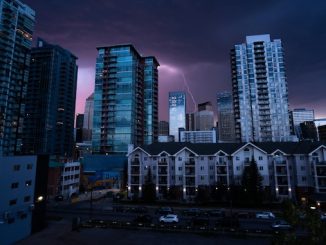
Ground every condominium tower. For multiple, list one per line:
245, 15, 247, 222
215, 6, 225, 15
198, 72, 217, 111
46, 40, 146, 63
231, 34, 291, 142
23, 39, 78, 157
92, 44, 159, 154
0, 0, 35, 155
169, 91, 186, 142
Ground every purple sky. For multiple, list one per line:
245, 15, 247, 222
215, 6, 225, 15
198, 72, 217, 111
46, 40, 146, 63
24, 0, 326, 120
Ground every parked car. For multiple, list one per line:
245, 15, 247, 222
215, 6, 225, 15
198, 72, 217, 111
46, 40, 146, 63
271, 220, 292, 231
155, 207, 173, 215
159, 214, 179, 223
183, 208, 201, 216
134, 215, 153, 224
256, 212, 275, 219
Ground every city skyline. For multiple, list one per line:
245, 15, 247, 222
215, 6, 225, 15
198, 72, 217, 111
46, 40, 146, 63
23, 0, 326, 120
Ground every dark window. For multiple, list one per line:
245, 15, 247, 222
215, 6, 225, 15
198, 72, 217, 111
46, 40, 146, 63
27, 164, 33, 170
9, 199, 17, 206
11, 182, 19, 189
13, 165, 20, 171
24, 196, 31, 202
25, 180, 32, 186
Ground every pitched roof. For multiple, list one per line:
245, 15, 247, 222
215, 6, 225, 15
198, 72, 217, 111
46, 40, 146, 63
138, 141, 326, 156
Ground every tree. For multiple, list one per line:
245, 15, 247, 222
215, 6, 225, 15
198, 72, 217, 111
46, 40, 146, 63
142, 168, 156, 203
241, 157, 263, 205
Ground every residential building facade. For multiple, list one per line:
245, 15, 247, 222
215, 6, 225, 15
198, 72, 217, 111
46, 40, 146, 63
92, 44, 159, 154
180, 130, 217, 143
217, 91, 236, 142
23, 39, 78, 157
127, 142, 326, 201
47, 160, 80, 199
231, 34, 291, 142
0, 0, 35, 156
169, 91, 186, 142
0, 155, 49, 245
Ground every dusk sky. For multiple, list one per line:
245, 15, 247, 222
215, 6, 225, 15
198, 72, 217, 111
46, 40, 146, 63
24, 0, 326, 120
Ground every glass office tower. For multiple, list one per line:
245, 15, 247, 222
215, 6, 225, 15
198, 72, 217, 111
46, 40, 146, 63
231, 34, 291, 142
23, 39, 78, 157
217, 91, 236, 142
169, 91, 186, 142
0, 0, 35, 155
92, 45, 159, 154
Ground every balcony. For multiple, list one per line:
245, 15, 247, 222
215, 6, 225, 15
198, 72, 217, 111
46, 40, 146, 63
274, 160, 286, 165
158, 160, 168, 166
131, 159, 140, 166
276, 166, 287, 175
216, 166, 227, 175
185, 159, 195, 165
314, 161, 326, 166
158, 166, 168, 175
277, 176, 288, 185
316, 166, 326, 176
318, 178, 326, 188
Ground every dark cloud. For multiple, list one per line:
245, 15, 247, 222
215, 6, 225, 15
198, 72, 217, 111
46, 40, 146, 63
24, 0, 326, 119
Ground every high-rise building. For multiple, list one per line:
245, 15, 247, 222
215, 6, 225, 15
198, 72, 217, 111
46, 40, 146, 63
83, 93, 94, 142
186, 113, 195, 131
0, 0, 35, 156
169, 91, 186, 142
231, 34, 291, 142
75, 114, 84, 143
195, 101, 214, 131
143, 57, 159, 145
217, 91, 236, 142
291, 108, 315, 140
23, 39, 78, 157
92, 44, 159, 154
318, 125, 326, 141
158, 121, 169, 136
300, 121, 318, 141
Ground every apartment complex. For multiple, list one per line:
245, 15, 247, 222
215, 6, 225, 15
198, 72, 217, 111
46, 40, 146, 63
231, 34, 291, 142
128, 142, 326, 201
0, 0, 35, 156
92, 44, 159, 154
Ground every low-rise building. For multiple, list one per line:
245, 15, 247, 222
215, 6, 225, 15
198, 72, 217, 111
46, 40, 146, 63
0, 155, 49, 245
47, 160, 80, 199
127, 142, 326, 201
